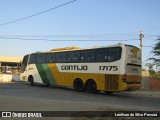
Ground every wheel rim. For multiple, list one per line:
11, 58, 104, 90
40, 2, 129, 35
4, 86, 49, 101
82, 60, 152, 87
87, 80, 97, 93
29, 76, 34, 85
74, 79, 85, 92
75, 81, 81, 89
88, 82, 96, 91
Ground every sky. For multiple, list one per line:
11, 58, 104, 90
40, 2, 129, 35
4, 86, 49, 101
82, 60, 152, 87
0, 0, 160, 69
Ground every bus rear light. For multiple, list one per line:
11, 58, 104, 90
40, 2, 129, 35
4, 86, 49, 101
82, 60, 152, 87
122, 74, 127, 82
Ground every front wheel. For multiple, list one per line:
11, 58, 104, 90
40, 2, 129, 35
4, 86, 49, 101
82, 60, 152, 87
28, 76, 34, 86
46, 83, 50, 87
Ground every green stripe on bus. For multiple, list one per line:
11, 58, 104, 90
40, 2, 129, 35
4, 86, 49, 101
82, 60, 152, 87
36, 64, 50, 84
42, 64, 57, 85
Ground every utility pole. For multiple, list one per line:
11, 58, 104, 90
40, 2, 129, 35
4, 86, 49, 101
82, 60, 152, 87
140, 31, 144, 52
140, 31, 144, 66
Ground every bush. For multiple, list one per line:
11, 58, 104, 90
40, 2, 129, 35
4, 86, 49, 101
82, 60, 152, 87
149, 69, 156, 77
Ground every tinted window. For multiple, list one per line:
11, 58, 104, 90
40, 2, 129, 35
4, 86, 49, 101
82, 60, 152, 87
46, 53, 56, 63
108, 47, 121, 62
21, 55, 29, 72
81, 50, 96, 62
96, 48, 108, 62
56, 52, 66, 63
36, 54, 45, 64
22, 55, 29, 66
29, 54, 36, 64
66, 51, 80, 63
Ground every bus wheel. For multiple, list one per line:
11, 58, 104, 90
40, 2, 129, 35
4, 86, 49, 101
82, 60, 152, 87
28, 75, 34, 86
86, 80, 99, 94
105, 91, 113, 94
73, 79, 85, 92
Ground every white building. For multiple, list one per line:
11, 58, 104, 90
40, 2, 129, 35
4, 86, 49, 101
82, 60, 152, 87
0, 56, 22, 73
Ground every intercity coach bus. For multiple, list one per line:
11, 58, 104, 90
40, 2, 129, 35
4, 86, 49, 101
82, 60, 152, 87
20, 43, 142, 93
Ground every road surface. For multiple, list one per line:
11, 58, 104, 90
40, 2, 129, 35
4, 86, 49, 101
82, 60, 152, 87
0, 82, 159, 112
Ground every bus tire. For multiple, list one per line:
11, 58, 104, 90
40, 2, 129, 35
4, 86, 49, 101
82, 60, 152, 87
86, 80, 99, 94
105, 91, 113, 94
28, 75, 34, 86
73, 79, 85, 92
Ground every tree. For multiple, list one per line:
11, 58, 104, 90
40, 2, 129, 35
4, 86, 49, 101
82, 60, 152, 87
146, 38, 160, 77
147, 38, 160, 71
153, 38, 160, 56
145, 63, 155, 70
145, 63, 156, 76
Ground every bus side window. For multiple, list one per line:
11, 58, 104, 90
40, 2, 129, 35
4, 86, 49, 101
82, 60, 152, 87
81, 50, 95, 62
29, 54, 36, 64
50, 54, 56, 63
56, 52, 66, 63
96, 48, 108, 62
66, 52, 72, 62
73, 51, 80, 62
87, 50, 96, 62
46, 54, 51, 63
80, 51, 87, 62
67, 51, 80, 63
36, 54, 45, 64
108, 47, 121, 62
45, 53, 55, 63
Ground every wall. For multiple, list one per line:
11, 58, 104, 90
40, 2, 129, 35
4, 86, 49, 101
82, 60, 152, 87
141, 71, 150, 90
150, 78, 160, 91
0, 74, 20, 83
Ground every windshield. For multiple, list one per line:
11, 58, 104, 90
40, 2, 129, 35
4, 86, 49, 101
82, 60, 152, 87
21, 55, 29, 72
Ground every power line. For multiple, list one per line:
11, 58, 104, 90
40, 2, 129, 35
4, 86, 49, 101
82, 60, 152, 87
143, 52, 154, 63
0, 0, 78, 26
1, 33, 153, 39
0, 34, 140, 40
2, 33, 153, 40
143, 45, 153, 47
0, 34, 139, 37
145, 34, 160, 37
0, 36, 139, 41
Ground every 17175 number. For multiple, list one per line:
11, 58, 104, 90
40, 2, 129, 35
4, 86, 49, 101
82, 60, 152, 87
99, 66, 118, 71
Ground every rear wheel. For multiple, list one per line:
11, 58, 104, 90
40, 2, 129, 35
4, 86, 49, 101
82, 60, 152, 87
73, 79, 85, 92
86, 80, 99, 94
28, 76, 34, 86
105, 91, 113, 94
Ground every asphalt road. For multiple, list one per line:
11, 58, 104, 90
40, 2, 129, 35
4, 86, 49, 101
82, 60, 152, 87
0, 81, 159, 112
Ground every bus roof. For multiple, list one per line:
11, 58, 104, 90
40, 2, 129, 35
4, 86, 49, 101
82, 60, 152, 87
30, 43, 139, 54
50, 46, 80, 51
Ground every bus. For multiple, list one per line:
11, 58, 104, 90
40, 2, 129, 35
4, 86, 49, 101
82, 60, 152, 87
20, 43, 142, 93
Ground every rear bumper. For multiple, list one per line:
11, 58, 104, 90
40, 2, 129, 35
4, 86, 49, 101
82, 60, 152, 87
127, 84, 141, 91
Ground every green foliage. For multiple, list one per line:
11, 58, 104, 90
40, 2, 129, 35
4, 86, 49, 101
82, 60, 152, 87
149, 69, 156, 77
142, 69, 146, 71
153, 38, 160, 56
147, 38, 160, 78
145, 63, 155, 70
145, 63, 157, 77
156, 72, 160, 79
